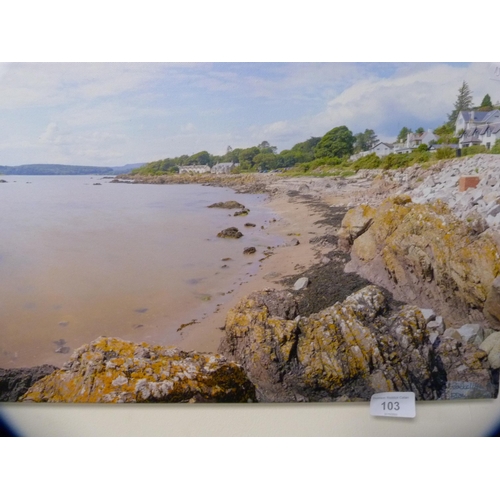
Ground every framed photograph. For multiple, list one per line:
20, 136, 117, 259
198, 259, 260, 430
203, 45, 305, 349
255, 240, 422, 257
1, 62, 499, 410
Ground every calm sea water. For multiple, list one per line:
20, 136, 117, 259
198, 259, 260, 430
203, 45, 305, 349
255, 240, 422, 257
0, 175, 282, 368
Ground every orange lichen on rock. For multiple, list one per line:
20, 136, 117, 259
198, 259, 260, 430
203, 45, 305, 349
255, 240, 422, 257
346, 197, 500, 326
20, 337, 256, 403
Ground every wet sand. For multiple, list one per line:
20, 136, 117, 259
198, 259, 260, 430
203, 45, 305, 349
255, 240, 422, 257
177, 191, 341, 353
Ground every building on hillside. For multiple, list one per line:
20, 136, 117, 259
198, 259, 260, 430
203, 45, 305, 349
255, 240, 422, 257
455, 110, 500, 150
390, 129, 438, 154
455, 110, 500, 134
405, 130, 438, 148
349, 142, 394, 161
211, 162, 239, 174
178, 165, 211, 174
459, 123, 500, 149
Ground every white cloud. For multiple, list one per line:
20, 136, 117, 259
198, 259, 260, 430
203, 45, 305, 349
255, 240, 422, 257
1, 62, 499, 165
248, 63, 500, 148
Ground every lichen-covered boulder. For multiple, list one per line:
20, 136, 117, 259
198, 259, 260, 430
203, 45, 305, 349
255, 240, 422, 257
219, 285, 497, 402
345, 197, 500, 327
20, 337, 256, 403
219, 290, 300, 401
296, 286, 437, 400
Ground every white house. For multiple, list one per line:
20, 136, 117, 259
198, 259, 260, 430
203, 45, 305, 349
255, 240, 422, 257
211, 162, 239, 174
456, 110, 500, 149
349, 142, 394, 160
455, 109, 500, 134
406, 130, 438, 148
178, 165, 211, 174
459, 123, 500, 149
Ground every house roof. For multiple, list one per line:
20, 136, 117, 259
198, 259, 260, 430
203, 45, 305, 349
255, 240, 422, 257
458, 111, 490, 122
460, 122, 500, 137
458, 110, 500, 124
213, 162, 234, 167
370, 142, 393, 150
490, 123, 500, 134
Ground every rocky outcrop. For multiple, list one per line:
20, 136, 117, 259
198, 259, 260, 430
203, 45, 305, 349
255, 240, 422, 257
337, 204, 376, 251
217, 227, 243, 239
0, 365, 58, 402
208, 201, 245, 209
219, 286, 497, 402
343, 196, 500, 327
20, 337, 256, 403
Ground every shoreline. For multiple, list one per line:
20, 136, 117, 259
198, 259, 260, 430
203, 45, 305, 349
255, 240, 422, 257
3, 158, 500, 403
176, 190, 335, 353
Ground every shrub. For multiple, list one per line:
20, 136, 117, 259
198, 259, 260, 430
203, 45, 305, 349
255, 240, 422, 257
350, 153, 381, 170
462, 145, 488, 156
435, 147, 456, 160
491, 139, 500, 154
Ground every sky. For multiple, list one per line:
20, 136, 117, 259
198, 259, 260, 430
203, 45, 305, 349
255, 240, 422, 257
0, 61, 499, 166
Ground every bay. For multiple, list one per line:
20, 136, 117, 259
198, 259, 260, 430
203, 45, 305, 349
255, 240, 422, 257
0, 175, 282, 368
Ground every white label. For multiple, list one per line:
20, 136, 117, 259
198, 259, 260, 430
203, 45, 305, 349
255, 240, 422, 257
370, 392, 416, 418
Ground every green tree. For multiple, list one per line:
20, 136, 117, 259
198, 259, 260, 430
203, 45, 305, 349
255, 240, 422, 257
277, 149, 309, 168
188, 150, 211, 166
433, 123, 458, 144
291, 137, 321, 155
354, 129, 378, 152
314, 126, 355, 159
253, 153, 279, 171
397, 127, 412, 142
478, 94, 493, 111
238, 146, 260, 168
257, 140, 277, 154
447, 81, 474, 126
415, 127, 425, 134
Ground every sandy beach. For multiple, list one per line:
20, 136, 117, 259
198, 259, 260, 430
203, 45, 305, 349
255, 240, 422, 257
176, 178, 360, 354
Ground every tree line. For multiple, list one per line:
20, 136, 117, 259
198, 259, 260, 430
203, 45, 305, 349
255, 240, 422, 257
135, 81, 499, 176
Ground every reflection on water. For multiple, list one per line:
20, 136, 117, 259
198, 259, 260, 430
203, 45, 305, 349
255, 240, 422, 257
0, 176, 281, 368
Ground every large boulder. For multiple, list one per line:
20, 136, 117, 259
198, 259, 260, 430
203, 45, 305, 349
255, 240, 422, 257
20, 337, 256, 403
344, 196, 500, 327
219, 290, 300, 401
219, 285, 496, 402
0, 365, 58, 402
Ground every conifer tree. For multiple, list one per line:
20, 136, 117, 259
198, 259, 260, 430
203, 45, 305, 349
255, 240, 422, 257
479, 94, 493, 110
447, 81, 474, 126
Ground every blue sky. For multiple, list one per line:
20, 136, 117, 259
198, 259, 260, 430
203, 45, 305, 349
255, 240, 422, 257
0, 62, 499, 166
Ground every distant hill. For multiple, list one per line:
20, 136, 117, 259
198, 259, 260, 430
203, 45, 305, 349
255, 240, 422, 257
0, 163, 146, 175
110, 163, 146, 174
